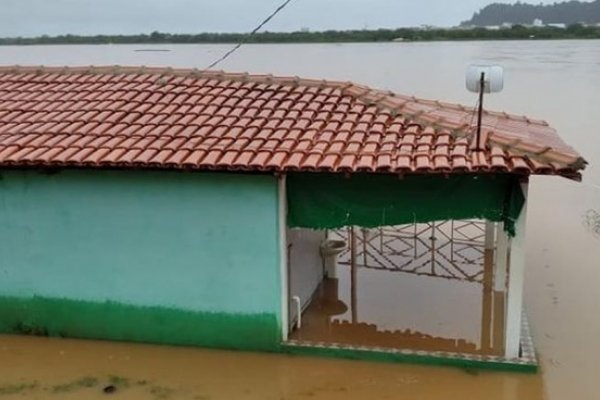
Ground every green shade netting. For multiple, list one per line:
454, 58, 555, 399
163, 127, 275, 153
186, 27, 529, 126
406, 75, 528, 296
287, 173, 524, 236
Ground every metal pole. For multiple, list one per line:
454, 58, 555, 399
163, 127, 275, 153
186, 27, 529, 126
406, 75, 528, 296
350, 226, 358, 324
476, 72, 485, 151
450, 220, 455, 263
414, 222, 417, 258
430, 222, 436, 274
363, 229, 367, 267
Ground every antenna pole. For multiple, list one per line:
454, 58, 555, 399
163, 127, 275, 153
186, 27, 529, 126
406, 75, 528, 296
476, 72, 485, 151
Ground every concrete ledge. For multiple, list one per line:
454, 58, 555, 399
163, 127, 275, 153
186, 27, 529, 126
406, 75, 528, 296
282, 312, 538, 373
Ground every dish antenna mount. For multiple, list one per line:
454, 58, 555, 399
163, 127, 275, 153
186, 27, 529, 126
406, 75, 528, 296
466, 65, 504, 150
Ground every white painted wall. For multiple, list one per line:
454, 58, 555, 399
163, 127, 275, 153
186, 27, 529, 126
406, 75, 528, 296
287, 228, 326, 326
505, 182, 529, 358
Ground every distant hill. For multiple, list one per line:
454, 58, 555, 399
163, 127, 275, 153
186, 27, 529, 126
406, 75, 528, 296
462, 0, 600, 26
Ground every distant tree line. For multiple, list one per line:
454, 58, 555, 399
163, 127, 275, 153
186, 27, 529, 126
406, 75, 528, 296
463, 0, 600, 26
1, 25, 600, 46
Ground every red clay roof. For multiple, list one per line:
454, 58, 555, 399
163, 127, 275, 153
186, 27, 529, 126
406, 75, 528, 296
0, 65, 586, 179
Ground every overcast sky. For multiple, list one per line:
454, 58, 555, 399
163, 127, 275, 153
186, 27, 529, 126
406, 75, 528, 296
0, 0, 581, 37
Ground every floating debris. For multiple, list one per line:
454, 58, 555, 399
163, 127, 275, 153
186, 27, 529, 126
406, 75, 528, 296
134, 49, 171, 52
103, 384, 117, 394
51, 377, 98, 393
0, 382, 38, 396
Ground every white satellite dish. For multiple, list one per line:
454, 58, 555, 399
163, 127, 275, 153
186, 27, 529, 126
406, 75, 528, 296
466, 64, 504, 93
465, 64, 504, 151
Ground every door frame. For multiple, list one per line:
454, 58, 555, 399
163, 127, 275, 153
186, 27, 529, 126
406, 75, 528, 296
278, 174, 289, 341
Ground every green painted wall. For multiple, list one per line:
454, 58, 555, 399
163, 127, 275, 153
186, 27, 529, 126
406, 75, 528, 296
0, 170, 281, 350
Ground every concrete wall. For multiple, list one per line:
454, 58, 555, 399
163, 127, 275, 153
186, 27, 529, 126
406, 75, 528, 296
288, 228, 325, 325
0, 170, 281, 350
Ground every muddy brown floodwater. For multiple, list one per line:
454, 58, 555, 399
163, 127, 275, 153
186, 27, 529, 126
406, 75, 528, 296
0, 335, 544, 400
0, 40, 599, 399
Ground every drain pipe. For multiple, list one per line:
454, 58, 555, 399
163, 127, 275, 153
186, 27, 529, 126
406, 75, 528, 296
291, 296, 301, 329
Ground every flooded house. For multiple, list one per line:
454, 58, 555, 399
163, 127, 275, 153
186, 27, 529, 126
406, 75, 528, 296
0, 66, 585, 372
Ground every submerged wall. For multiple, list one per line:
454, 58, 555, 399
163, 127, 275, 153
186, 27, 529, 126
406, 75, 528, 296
0, 170, 281, 350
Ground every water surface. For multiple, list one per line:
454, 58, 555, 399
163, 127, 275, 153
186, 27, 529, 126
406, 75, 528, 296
1, 40, 599, 399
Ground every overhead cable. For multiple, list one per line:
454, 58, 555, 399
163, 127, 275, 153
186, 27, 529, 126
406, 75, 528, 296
205, 0, 296, 70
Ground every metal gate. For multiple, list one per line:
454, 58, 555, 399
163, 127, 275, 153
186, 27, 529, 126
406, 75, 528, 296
328, 220, 487, 283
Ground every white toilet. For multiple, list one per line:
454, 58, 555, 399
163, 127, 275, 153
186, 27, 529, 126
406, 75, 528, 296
320, 239, 346, 279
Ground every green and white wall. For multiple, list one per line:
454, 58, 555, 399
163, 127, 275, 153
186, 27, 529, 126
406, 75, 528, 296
0, 169, 282, 351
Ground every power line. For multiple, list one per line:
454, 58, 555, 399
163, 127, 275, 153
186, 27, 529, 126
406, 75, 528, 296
205, 0, 296, 70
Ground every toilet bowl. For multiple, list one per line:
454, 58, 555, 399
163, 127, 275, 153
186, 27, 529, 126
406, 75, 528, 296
320, 239, 346, 279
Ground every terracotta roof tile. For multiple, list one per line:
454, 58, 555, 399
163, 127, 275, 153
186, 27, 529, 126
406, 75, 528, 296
0, 65, 586, 179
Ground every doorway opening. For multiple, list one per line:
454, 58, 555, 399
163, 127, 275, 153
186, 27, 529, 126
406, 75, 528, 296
286, 220, 505, 356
